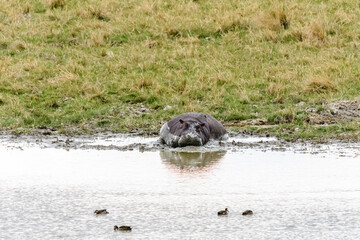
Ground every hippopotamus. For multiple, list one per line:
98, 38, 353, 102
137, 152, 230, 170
160, 112, 228, 147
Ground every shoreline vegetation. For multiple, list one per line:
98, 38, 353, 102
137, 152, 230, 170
0, 0, 359, 140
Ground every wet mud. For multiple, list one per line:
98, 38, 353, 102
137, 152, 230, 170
1, 133, 360, 159
306, 100, 360, 124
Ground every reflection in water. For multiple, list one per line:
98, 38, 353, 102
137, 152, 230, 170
160, 150, 226, 172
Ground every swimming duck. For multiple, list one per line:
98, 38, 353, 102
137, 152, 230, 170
114, 225, 132, 231
217, 208, 229, 216
242, 210, 253, 215
94, 209, 109, 214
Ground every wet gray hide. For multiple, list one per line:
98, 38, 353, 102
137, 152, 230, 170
160, 112, 228, 147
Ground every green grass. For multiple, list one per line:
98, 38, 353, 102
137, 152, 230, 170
0, 0, 360, 138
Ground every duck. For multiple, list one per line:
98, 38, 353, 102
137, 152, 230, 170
94, 209, 109, 215
242, 210, 253, 216
217, 208, 229, 216
114, 225, 132, 231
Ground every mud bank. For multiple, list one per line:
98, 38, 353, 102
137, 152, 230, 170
306, 100, 360, 124
1, 133, 360, 159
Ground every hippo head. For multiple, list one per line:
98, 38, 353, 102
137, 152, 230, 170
160, 112, 227, 148
176, 119, 209, 147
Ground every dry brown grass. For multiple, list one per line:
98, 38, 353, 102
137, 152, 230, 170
267, 82, 285, 103
49, 0, 65, 9
90, 32, 106, 46
88, 7, 110, 22
23, 5, 30, 14
81, 82, 104, 99
0, 0, 359, 135
10, 41, 26, 51
47, 70, 78, 85
306, 20, 327, 43
258, 8, 290, 31
306, 76, 337, 93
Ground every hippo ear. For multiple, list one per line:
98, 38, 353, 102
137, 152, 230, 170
179, 119, 184, 124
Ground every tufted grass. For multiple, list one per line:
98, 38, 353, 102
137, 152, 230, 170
0, 0, 359, 138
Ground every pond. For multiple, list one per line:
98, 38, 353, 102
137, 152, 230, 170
1, 134, 360, 239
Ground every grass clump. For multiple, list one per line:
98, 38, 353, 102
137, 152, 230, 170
50, 0, 65, 9
306, 76, 337, 93
258, 8, 290, 30
88, 7, 110, 22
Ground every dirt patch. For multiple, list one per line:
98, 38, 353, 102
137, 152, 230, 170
306, 100, 360, 124
128, 103, 153, 116
224, 118, 269, 127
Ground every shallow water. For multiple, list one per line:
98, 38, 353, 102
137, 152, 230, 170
1, 135, 360, 239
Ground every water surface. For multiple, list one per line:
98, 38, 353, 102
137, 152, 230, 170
1, 135, 360, 239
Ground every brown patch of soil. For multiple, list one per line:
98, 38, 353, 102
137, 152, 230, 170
306, 100, 360, 124
224, 118, 269, 127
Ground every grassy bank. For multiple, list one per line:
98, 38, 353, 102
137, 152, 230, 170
0, 0, 359, 139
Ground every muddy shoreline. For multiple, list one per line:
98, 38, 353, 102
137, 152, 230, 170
3, 99, 360, 150
1, 125, 359, 147
1, 130, 359, 158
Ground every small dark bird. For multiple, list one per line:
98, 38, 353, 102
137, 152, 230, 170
114, 225, 132, 231
94, 209, 109, 214
242, 210, 253, 216
217, 208, 229, 216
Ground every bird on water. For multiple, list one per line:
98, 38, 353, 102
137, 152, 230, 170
94, 209, 109, 215
114, 225, 132, 231
217, 208, 229, 216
